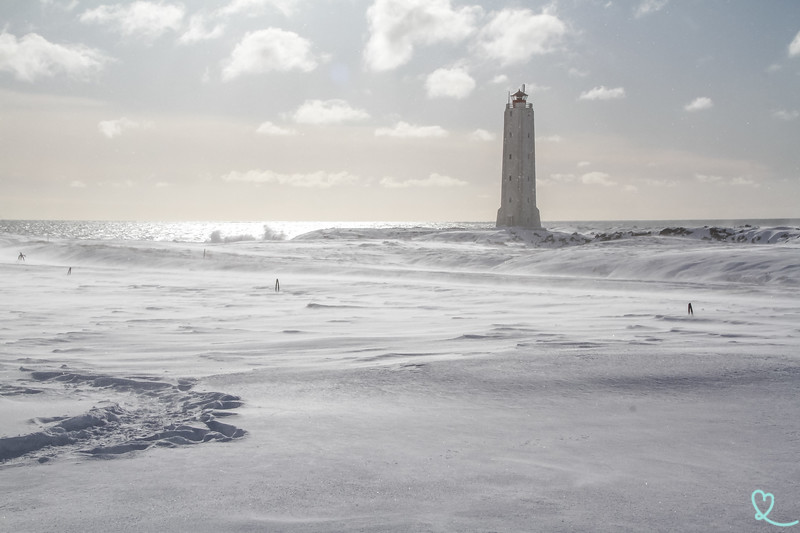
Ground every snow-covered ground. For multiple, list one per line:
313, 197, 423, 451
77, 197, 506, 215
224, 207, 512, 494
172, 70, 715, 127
1, 225, 799, 531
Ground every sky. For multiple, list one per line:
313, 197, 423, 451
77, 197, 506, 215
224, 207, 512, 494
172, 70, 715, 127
1, 0, 799, 222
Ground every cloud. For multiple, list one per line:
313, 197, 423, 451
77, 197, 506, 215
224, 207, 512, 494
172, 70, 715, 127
642, 178, 678, 187
363, 0, 481, 71
695, 173, 723, 183
222, 28, 319, 80
634, 0, 668, 18
695, 173, 758, 187
40, 0, 80, 11
581, 171, 616, 186
98, 117, 149, 138
568, 67, 589, 77
180, 1, 302, 44
0, 32, 110, 82
179, 14, 225, 44
476, 8, 568, 66
546, 173, 577, 184
380, 173, 467, 188
579, 86, 626, 101
730, 177, 759, 187
491, 74, 508, 84
374, 121, 448, 138
80, 1, 185, 41
773, 109, 799, 121
256, 121, 297, 135
218, 0, 299, 18
789, 30, 800, 57
577, 161, 591, 167
291, 99, 370, 125
70, 180, 87, 188
222, 170, 360, 188
471, 129, 495, 141
684, 96, 713, 112
425, 67, 476, 99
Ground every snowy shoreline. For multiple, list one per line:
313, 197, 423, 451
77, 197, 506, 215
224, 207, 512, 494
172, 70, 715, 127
2, 224, 799, 531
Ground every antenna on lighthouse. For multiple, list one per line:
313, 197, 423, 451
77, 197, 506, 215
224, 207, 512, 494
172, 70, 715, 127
522, 83, 525, 93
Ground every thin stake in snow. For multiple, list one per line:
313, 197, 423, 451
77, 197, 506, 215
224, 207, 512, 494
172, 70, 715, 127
688, 302, 694, 315
17, 252, 25, 261
275, 279, 280, 293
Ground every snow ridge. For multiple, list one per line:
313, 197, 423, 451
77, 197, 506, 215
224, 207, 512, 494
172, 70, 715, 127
0, 369, 246, 463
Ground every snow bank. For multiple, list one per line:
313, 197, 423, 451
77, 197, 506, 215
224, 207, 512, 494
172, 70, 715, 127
7, 224, 798, 287
0, 369, 245, 462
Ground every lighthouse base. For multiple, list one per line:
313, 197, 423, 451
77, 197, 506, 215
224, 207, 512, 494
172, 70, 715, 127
496, 207, 541, 229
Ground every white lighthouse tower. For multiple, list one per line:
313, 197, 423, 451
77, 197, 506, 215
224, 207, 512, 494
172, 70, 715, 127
496, 85, 541, 229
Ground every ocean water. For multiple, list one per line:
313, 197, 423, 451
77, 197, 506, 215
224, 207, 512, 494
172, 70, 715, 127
2, 218, 798, 243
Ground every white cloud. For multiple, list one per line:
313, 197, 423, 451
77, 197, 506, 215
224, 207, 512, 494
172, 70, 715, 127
218, 0, 299, 18
684, 96, 713, 112
374, 121, 448, 138
634, 0, 668, 18
179, 14, 225, 44
222, 170, 360, 188
180, 1, 302, 44
577, 161, 591, 167
98, 117, 149, 138
773, 109, 799, 121
789, 30, 800, 57
731, 177, 759, 187
222, 29, 319, 81
476, 8, 567, 66
380, 173, 467, 188
0, 32, 110, 82
491, 74, 508, 84
425, 67, 476, 99
568, 67, 589, 78
643, 178, 678, 187
549, 173, 576, 182
579, 86, 626, 101
256, 121, 296, 135
291, 99, 370, 125
695, 174, 757, 187
70, 180, 87, 188
363, 0, 481, 72
40, 0, 80, 12
471, 129, 495, 141
581, 171, 616, 186
80, 2, 185, 41
695, 173, 723, 183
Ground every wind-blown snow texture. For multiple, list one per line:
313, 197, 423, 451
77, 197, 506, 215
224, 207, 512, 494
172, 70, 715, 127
1, 222, 799, 532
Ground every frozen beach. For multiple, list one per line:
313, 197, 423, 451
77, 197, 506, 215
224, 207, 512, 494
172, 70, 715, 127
2, 221, 800, 532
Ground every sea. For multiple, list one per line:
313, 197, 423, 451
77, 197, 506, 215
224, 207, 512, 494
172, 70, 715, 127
2, 219, 799, 243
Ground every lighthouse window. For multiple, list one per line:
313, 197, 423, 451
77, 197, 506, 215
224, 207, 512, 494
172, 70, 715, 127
509, 197, 512, 204
509, 154, 512, 159
508, 176, 512, 181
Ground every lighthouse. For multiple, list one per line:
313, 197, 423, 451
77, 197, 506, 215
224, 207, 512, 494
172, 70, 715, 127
496, 85, 541, 229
